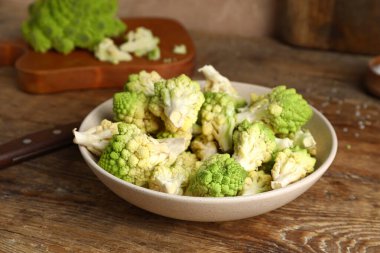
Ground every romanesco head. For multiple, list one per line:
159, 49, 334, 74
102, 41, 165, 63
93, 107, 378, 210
200, 92, 236, 152
271, 148, 316, 189
232, 120, 276, 171
98, 123, 186, 186
240, 170, 272, 196
113, 91, 161, 134
236, 86, 313, 135
149, 74, 205, 133
97, 123, 150, 186
22, 0, 126, 54
124, 70, 163, 96
186, 154, 247, 197
266, 86, 313, 134
22, 25, 52, 53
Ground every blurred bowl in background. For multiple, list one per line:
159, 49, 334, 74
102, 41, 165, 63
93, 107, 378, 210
366, 56, 380, 98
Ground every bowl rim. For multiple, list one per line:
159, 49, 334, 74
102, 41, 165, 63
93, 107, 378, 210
78, 81, 338, 203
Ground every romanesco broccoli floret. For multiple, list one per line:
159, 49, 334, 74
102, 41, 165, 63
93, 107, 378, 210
290, 129, 317, 156
149, 152, 201, 195
149, 74, 205, 133
271, 148, 316, 189
199, 92, 236, 152
232, 120, 276, 171
73, 119, 120, 156
274, 129, 317, 155
190, 135, 218, 161
156, 130, 192, 149
275, 137, 294, 152
113, 91, 161, 134
120, 27, 160, 60
124, 70, 163, 96
236, 86, 313, 134
94, 38, 132, 64
22, 0, 126, 54
198, 65, 246, 108
240, 170, 272, 196
191, 123, 202, 136
98, 123, 187, 186
186, 154, 247, 197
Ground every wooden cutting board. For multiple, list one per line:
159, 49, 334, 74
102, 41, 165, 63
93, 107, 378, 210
0, 18, 195, 94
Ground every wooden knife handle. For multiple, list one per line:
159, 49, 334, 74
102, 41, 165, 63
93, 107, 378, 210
0, 122, 80, 169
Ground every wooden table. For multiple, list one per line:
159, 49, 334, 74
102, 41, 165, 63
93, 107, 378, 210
1, 18, 380, 253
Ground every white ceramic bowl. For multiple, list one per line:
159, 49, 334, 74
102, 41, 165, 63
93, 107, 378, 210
78, 82, 338, 222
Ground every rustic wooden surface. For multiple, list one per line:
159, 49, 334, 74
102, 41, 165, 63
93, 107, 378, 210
1, 12, 380, 253
279, 0, 380, 55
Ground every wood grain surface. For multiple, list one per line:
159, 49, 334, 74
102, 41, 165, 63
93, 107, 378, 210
0, 18, 195, 94
279, 0, 380, 55
1, 11, 380, 253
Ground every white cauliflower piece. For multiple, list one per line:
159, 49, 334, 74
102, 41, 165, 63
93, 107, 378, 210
94, 38, 132, 64
173, 44, 187, 55
149, 152, 200, 195
271, 149, 316, 189
120, 27, 160, 59
73, 119, 120, 156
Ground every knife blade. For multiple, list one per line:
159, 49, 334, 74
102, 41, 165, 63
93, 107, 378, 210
0, 121, 81, 169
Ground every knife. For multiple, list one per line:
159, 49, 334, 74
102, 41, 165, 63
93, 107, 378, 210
0, 121, 81, 169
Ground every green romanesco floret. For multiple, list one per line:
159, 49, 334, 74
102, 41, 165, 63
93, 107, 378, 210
186, 154, 247, 197
149, 152, 201, 195
22, 0, 126, 54
240, 170, 272, 196
124, 70, 163, 96
149, 74, 205, 133
232, 120, 276, 171
271, 148, 316, 189
73, 119, 120, 156
198, 65, 246, 108
113, 91, 161, 134
199, 92, 236, 152
98, 123, 187, 186
190, 135, 218, 161
236, 86, 313, 134
120, 27, 160, 60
